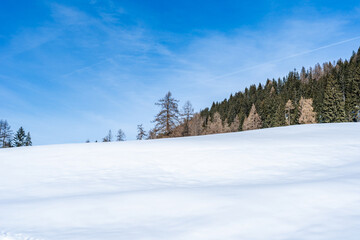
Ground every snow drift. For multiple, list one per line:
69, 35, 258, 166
0, 123, 360, 240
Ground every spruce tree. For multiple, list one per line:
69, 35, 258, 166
322, 75, 346, 122
274, 103, 286, 127
25, 132, 32, 146
261, 86, 278, 128
14, 127, 26, 147
345, 64, 360, 121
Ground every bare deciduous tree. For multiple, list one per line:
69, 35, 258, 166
181, 101, 194, 136
147, 128, 157, 140
242, 104, 262, 131
229, 115, 240, 132
205, 112, 224, 134
153, 91, 180, 137
0, 120, 13, 148
103, 130, 112, 142
116, 129, 126, 141
189, 113, 204, 136
299, 97, 317, 124
136, 124, 147, 140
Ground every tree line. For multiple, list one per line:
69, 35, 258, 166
143, 47, 360, 139
4, 48, 360, 146
0, 120, 32, 148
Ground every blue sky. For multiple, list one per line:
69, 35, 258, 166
1, 0, 360, 145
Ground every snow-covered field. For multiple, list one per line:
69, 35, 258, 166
0, 123, 360, 240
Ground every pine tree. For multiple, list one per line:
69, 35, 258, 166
345, 64, 360, 121
25, 132, 32, 146
136, 124, 147, 140
116, 129, 126, 141
14, 127, 26, 147
322, 75, 346, 122
242, 104, 262, 131
298, 97, 316, 124
274, 103, 286, 127
261, 86, 278, 128
300, 66, 308, 83
7, 139, 13, 148
153, 91, 180, 136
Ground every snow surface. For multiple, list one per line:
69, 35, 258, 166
0, 123, 360, 240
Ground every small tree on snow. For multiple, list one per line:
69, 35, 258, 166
116, 129, 126, 141
146, 128, 157, 140
14, 127, 26, 147
103, 130, 113, 142
0, 120, 13, 148
181, 101, 194, 136
25, 132, 32, 146
153, 91, 180, 136
136, 124, 147, 140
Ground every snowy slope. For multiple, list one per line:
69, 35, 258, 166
0, 123, 360, 240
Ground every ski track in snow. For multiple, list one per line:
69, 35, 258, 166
0, 123, 360, 240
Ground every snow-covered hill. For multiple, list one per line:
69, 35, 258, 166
0, 123, 360, 240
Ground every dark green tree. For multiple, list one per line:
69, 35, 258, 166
322, 75, 346, 122
274, 102, 286, 127
345, 64, 360, 121
25, 132, 32, 146
14, 127, 26, 147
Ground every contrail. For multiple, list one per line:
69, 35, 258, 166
210, 35, 360, 81
61, 58, 111, 78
